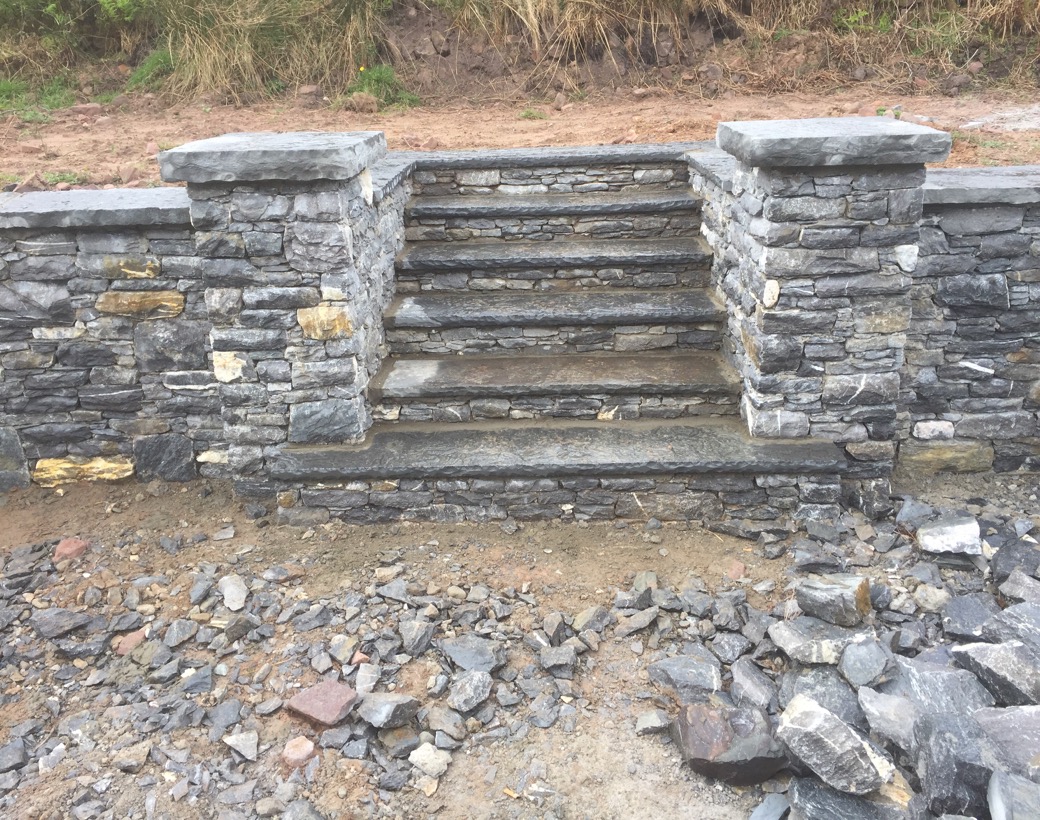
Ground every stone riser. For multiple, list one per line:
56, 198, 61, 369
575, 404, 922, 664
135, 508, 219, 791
412, 163, 689, 197
372, 394, 740, 424
404, 213, 700, 243
394, 264, 710, 293
386, 324, 723, 355
269, 472, 842, 525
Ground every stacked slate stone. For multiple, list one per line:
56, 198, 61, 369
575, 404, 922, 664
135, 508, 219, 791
905, 169, 1040, 475
0, 188, 222, 490
157, 132, 410, 490
630, 498, 1040, 819
690, 118, 954, 517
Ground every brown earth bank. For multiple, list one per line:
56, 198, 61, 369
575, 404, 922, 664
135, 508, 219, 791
2, 89, 1040, 191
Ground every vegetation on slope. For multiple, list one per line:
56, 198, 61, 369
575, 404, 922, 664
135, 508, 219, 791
0, 0, 1037, 103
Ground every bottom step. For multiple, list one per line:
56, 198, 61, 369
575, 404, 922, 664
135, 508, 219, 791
263, 418, 849, 525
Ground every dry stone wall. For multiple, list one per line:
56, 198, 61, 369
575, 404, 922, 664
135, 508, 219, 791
691, 123, 1040, 495
0, 133, 409, 492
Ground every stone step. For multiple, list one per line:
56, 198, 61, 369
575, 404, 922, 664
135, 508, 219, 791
370, 351, 741, 422
404, 191, 700, 244
384, 288, 723, 355
268, 416, 846, 487
398, 237, 710, 272
403, 142, 711, 197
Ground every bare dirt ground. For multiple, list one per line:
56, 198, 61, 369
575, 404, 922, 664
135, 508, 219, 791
0, 480, 784, 819
3, 88, 1040, 189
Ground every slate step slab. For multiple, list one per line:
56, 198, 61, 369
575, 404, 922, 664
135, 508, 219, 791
268, 418, 848, 482
371, 351, 740, 402
384, 288, 722, 330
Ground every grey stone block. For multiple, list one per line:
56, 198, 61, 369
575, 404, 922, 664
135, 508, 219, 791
288, 399, 369, 443
717, 117, 951, 167
0, 427, 30, 491
936, 273, 1010, 309
133, 434, 197, 482
159, 131, 387, 183
938, 205, 1025, 236
135, 320, 210, 371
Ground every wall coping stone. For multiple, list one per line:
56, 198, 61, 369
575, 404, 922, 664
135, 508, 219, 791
685, 149, 737, 192
396, 142, 713, 170
158, 131, 387, 183
923, 166, 1040, 205
0, 187, 190, 230
717, 117, 951, 167
370, 155, 416, 203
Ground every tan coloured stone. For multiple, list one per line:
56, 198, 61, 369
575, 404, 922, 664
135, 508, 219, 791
898, 441, 994, 474
96, 290, 185, 319
213, 351, 248, 383
33, 456, 134, 487
298, 304, 353, 340
100, 257, 159, 279
281, 736, 315, 768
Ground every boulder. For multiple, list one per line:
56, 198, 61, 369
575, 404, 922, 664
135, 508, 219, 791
951, 640, 1040, 706
795, 574, 872, 627
915, 712, 998, 817
768, 616, 866, 665
778, 694, 895, 795
671, 704, 787, 786
916, 515, 982, 556
989, 770, 1040, 820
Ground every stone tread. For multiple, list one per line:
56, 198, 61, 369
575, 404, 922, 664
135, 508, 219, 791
268, 417, 848, 481
371, 351, 740, 401
407, 190, 700, 219
397, 237, 712, 272
384, 288, 723, 330
396, 142, 714, 170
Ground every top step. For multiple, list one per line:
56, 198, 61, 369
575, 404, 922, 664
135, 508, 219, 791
399, 142, 713, 171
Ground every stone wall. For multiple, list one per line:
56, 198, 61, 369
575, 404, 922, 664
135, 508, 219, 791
0, 133, 409, 491
903, 170, 1040, 472
691, 127, 1040, 487
0, 188, 221, 489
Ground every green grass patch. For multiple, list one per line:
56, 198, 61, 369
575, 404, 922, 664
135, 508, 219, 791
37, 77, 75, 109
518, 107, 548, 120
42, 170, 88, 185
127, 49, 173, 91
345, 65, 418, 108
0, 77, 29, 108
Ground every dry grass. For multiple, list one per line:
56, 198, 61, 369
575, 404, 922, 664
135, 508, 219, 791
152, 0, 385, 100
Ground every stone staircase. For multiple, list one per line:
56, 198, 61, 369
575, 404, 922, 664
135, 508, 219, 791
270, 145, 848, 525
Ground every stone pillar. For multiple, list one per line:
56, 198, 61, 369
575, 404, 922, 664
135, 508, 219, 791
158, 132, 391, 481
707, 118, 951, 509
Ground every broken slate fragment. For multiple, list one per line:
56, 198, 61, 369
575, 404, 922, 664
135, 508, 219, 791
989, 770, 1040, 820
614, 606, 660, 639
399, 619, 436, 657
768, 616, 864, 665
357, 692, 420, 729
539, 645, 578, 679
217, 574, 248, 611
1000, 569, 1040, 604
880, 656, 995, 714
286, 680, 358, 726
29, 608, 90, 639
983, 601, 1040, 649
858, 687, 919, 755
446, 670, 492, 713
942, 592, 1002, 641
439, 635, 506, 673
914, 712, 996, 817
647, 646, 723, 703
671, 703, 786, 785
951, 641, 1040, 706
778, 694, 895, 795
795, 574, 872, 627
916, 515, 982, 556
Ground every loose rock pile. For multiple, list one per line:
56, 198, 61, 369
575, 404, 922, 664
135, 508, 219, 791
651, 498, 1040, 819
0, 491, 1039, 819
